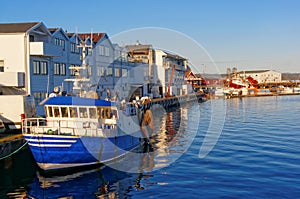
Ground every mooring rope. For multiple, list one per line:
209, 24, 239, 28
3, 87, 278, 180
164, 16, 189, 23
0, 140, 29, 161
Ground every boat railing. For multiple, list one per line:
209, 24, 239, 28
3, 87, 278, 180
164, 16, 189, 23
22, 117, 117, 136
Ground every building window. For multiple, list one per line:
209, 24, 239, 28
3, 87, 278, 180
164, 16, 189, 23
54, 63, 60, 75
115, 50, 121, 60
122, 69, 128, 77
104, 47, 110, 56
114, 68, 120, 77
41, 92, 47, 100
60, 63, 66, 75
97, 67, 105, 77
99, 46, 105, 56
106, 67, 113, 76
34, 92, 47, 105
29, 35, 34, 42
61, 40, 65, 50
55, 38, 65, 50
71, 43, 80, 53
33, 61, 40, 74
54, 38, 60, 46
33, 92, 41, 105
54, 63, 66, 75
40, 61, 48, 75
0, 60, 4, 72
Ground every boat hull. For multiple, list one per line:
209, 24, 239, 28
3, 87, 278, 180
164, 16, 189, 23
24, 134, 141, 171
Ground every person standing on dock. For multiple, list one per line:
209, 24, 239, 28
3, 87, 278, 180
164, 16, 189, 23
140, 99, 154, 145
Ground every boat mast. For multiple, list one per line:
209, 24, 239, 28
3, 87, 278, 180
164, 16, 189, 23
65, 34, 93, 97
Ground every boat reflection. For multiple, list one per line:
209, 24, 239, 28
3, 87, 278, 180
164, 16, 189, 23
24, 105, 195, 198
26, 145, 156, 198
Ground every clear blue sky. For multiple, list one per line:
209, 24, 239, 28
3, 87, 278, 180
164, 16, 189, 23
1, 0, 299, 73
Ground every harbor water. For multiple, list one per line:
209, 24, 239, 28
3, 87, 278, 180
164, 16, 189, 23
1, 95, 300, 198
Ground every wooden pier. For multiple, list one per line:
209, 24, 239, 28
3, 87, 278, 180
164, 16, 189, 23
149, 93, 205, 108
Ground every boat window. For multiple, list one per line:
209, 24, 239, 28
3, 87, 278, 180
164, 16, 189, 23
97, 107, 102, 119
112, 109, 118, 119
47, 106, 53, 117
69, 107, 78, 118
61, 107, 69, 118
53, 107, 60, 118
106, 108, 111, 119
89, 108, 97, 119
79, 107, 88, 118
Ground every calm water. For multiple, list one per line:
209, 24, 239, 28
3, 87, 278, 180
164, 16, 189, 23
1, 95, 300, 198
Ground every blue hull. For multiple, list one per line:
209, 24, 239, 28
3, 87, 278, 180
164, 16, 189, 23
24, 134, 141, 171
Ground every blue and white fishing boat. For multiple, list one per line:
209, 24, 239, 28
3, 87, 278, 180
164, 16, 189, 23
22, 96, 143, 171
22, 41, 145, 171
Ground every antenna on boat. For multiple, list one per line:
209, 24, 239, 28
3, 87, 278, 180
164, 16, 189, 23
64, 29, 94, 97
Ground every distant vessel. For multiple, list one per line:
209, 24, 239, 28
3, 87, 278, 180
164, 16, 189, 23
214, 87, 224, 97
294, 86, 300, 93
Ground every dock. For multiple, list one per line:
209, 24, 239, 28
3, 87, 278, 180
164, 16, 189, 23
0, 134, 26, 160
149, 93, 205, 108
223, 91, 300, 99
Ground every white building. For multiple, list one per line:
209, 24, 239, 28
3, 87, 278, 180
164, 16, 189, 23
125, 43, 189, 98
154, 49, 188, 96
238, 70, 282, 84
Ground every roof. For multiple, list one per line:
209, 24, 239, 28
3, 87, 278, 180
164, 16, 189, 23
66, 33, 75, 38
44, 96, 116, 107
48, 28, 59, 34
125, 44, 152, 53
78, 33, 106, 43
164, 51, 186, 60
0, 22, 39, 33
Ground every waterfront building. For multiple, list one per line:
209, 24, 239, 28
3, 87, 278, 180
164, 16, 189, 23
0, 21, 193, 129
237, 70, 282, 84
185, 67, 203, 87
0, 22, 82, 127
125, 42, 190, 99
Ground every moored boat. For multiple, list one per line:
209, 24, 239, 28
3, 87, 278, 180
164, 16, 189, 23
22, 96, 143, 171
22, 41, 148, 172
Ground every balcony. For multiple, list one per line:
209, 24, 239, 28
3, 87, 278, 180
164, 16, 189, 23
30, 42, 63, 57
0, 72, 25, 87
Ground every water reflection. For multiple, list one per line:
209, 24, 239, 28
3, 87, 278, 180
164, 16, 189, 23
28, 166, 137, 198
2, 103, 199, 198
0, 147, 36, 198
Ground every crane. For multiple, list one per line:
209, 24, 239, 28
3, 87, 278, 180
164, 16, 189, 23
166, 65, 176, 98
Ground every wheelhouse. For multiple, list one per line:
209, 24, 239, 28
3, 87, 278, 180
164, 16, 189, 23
43, 96, 118, 120
45, 105, 118, 120
40, 96, 119, 134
